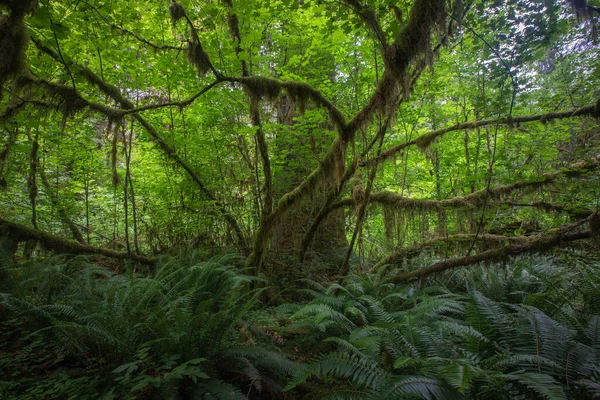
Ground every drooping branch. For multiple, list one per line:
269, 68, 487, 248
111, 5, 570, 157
329, 156, 600, 213
390, 229, 592, 284
365, 104, 598, 166
0, 217, 155, 264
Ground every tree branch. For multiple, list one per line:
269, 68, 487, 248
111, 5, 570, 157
366, 105, 598, 166
390, 229, 592, 283
0, 217, 155, 264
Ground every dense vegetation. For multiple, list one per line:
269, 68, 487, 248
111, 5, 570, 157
1, 0, 600, 398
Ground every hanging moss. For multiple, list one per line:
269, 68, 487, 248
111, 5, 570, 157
186, 39, 211, 76
168, 0, 186, 26
415, 131, 437, 151
16, 76, 87, 118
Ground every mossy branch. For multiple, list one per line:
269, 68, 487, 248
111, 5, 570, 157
371, 233, 537, 272
0, 217, 155, 264
390, 229, 592, 283
226, 77, 347, 134
336, 157, 600, 211
366, 104, 598, 166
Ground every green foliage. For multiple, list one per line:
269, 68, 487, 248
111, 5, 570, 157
276, 255, 600, 399
0, 254, 298, 399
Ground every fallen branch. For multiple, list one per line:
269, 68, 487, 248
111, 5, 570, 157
0, 217, 155, 264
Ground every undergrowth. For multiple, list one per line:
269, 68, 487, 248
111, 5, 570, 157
1, 250, 599, 399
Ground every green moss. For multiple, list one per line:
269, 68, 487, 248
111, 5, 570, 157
242, 76, 282, 101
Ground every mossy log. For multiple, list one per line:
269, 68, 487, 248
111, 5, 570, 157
0, 217, 155, 264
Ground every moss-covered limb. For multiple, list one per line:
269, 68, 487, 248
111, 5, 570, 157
344, 0, 388, 48
225, 77, 347, 134
303, 157, 600, 239
39, 168, 86, 244
0, 217, 155, 264
16, 75, 123, 118
390, 229, 592, 283
33, 39, 249, 253
346, 0, 448, 137
17, 58, 222, 116
331, 156, 600, 212
372, 233, 535, 272
500, 201, 593, 219
366, 104, 598, 166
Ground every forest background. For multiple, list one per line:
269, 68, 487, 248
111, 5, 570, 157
1, 0, 600, 399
